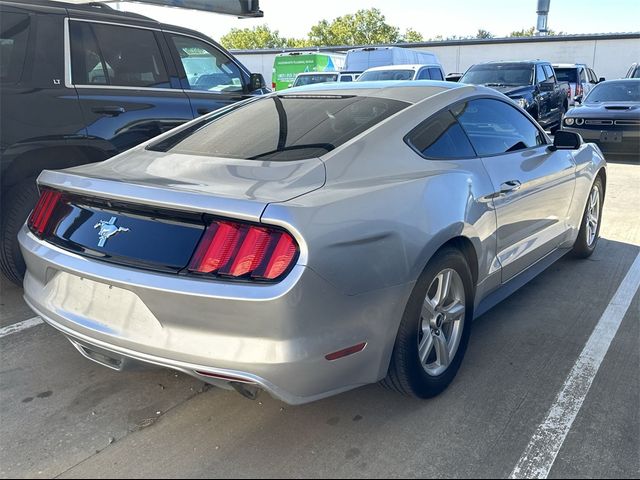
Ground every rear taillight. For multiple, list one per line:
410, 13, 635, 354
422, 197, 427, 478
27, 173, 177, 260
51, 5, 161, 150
27, 189, 62, 237
188, 219, 299, 281
271, 82, 276, 90
575, 84, 583, 98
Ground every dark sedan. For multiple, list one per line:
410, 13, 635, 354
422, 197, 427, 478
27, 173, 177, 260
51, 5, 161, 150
563, 79, 640, 159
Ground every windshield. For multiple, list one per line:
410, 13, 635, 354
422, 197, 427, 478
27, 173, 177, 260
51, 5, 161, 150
293, 74, 338, 87
460, 64, 534, 86
149, 95, 410, 161
358, 69, 414, 81
585, 81, 640, 103
554, 68, 578, 83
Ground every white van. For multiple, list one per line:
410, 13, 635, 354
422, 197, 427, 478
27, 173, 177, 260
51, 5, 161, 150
357, 64, 446, 82
344, 46, 441, 74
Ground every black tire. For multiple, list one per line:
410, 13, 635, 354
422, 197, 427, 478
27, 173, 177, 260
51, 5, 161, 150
0, 178, 39, 285
572, 176, 604, 258
382, 247, 474, 398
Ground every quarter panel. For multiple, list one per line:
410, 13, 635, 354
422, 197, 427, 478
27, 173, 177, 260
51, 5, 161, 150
262, 89, 499, 297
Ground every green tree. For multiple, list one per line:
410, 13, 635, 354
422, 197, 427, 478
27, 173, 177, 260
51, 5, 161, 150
509, 26, 536, 37
476, 29, 494, 39
307, 8, 401, 46
220, 25, 290, 49
402, 28, 425, 43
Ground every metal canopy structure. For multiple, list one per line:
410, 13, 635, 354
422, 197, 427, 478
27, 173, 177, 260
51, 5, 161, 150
66, 0, 263, 18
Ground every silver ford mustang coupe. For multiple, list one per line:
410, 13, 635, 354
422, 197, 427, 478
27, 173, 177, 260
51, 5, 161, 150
19, 81, 606, 405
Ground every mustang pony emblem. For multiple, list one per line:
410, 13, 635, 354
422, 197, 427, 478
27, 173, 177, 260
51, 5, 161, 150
94, 217, 130, 247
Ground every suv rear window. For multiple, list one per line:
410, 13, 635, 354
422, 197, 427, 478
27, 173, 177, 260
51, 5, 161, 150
554, 68, 578, 83
70, 21, 169, 88
150, 95, 409, 161
0, 12, 30, 84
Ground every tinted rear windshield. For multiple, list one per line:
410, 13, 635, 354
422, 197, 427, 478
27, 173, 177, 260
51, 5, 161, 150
293, 74, 338, 87
358, 70, 414, 81
149, 95, 410, 161
461, 64, 534, 86
554, 68, 578, 83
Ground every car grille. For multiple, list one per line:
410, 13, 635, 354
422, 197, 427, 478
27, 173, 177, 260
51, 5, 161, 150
614, 119, 640, 126
585, 119, 614, 126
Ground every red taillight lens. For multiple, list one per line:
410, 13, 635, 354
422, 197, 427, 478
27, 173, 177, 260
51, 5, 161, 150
271, 82, 276, 90
28, 189, 62, 237
575, 84, 583, 98
188, 219, 299, 281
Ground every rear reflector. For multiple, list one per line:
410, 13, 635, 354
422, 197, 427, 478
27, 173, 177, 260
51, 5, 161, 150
188, 219, 299, 281
28, 189, 62, 237
325, 342, 367, 361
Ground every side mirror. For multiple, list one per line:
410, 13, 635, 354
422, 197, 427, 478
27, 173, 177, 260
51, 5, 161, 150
599, 77, 606, 83
550, 131, 583, 151
249, 73, 265, 92
539, 81, 555, 92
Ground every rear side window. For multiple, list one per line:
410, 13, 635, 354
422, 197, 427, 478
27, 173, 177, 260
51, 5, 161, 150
170, 34, 243, 92
429, 68, 444, 81
417, 69, 431, 80
406, 110, 475, 159
70, 21, 169, 88
149, 95, 410, 161
455, 98, 546, 156
0, 12, 30, 84
543, 65, 555, 81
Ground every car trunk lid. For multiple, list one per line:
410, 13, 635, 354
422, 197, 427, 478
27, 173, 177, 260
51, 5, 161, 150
35, 150, 325, 273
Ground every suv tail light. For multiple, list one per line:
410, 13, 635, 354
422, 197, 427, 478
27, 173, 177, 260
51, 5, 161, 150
188, 219, 299, 281
272, 82, 276, 90
575, 84, 583, 98
28, 189, 62, 237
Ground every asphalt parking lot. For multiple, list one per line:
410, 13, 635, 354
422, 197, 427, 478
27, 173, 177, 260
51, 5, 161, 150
1, 161, 638, 479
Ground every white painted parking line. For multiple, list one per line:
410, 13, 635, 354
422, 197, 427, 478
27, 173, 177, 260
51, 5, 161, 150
0, 316, 43, 339
510, 251, 640, 479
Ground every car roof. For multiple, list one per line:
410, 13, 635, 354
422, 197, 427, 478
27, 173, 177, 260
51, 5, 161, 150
553, 63, 588, 68
363, 64, 440, 72
281, 80, 469, 104
477, 60, 546, 65
296, 72, 338, 76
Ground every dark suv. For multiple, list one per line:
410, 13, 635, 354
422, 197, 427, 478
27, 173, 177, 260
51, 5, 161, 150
0, 0, 267, 284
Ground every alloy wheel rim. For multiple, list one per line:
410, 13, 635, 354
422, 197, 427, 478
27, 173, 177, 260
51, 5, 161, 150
418, 268, 466, 376
586, 186, 600, 246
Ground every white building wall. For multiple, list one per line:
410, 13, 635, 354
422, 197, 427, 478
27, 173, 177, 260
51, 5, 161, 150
234, 36, 640, 85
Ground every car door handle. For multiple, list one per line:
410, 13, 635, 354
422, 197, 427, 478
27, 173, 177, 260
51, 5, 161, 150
500, 180, 522, 194
92, 106, 125, 116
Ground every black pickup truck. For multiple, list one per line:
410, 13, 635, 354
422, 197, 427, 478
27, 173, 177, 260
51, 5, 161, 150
460, 61, 570, 132
0, 0, 267, 284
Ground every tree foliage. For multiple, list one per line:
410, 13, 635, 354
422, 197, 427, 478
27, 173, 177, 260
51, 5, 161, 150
476, 29, 494, 39
220, 25, 291, 50
307, 9, 401, 46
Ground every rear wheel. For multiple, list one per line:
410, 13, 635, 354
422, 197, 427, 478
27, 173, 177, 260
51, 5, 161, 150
0, 178, 39, 285
572, 177, 603, 258
382, 247, 473, 398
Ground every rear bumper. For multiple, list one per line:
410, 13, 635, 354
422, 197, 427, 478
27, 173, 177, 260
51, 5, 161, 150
19, 227, 412, 405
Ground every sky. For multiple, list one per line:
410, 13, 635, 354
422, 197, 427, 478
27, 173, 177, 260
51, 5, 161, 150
111, 0, 640, 43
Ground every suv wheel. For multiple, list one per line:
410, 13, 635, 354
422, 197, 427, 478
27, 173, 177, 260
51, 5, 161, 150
0, 178, 39, 285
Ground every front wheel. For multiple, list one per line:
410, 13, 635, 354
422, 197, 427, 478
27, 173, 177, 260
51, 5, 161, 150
382, 247, 473, 398
572, 177, 604, 258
